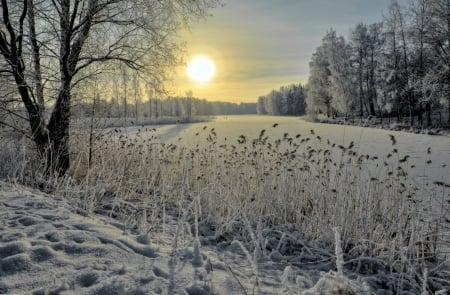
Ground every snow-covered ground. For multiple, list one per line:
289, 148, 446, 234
1, 182, 375, 294
1, 115, 449, 294
155, 115, 449, 183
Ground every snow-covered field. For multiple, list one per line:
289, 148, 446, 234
157, 115, 449, 183
1, 115, 449, 294
1, 182, 373, 294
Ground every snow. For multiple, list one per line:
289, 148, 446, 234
155, 115, 449, 184
1, 115, 449, 294
0, 182, 375, 294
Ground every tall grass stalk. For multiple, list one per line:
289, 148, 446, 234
2, 125, 449, 292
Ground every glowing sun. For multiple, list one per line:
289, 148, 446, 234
187, 56, 215, 83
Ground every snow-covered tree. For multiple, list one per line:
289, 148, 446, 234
409, 0, 434, 125
424, 0, 450, 123
305, 0, 449, 125
257, 96, 267, 115
307, 40, 332, 117
324, 30, 356, 115
257, 84, 306, 116
350, 23, 368, 117
0, 0, 219, 175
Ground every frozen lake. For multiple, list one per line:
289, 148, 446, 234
152, 115, 449, 185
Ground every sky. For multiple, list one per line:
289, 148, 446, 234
171, 0, 398, 103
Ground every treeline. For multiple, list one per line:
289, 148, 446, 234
72, 95, 256, 120
308, 0, 450, 126
256, 84, 307, 116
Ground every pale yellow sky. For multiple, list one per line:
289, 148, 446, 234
170, 0, 393, 103
170, 2, 310, 103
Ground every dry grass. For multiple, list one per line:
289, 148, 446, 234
1, 124, 449, 293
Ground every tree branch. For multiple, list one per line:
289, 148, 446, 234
0, 120, 30, 139
17, 0, 28, 57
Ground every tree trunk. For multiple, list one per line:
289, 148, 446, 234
418, 102, 423, 126
46, 81, 71, 175
426, 101, 432, 127
15, 74, 49, 155
12, 65, 69, 176
368, 48, 377, 116
391, 20, 400, 123
358, 53, 364, 118
27, 0, 45, 126
448, 86, 450, 124
398, 7, 414, 126
448, 0, 450, 124
376, 98, 383, 122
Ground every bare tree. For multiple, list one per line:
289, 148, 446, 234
0, 0, 218, 175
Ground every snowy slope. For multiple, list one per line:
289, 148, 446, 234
0, 182, 373, 295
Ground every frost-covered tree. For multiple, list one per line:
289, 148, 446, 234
257, 96, 267, 115
306, 0, 449, 125
289, 84, 307, 116
307, 41, 332, 117
348, 22, 385, 118
409, 0, 434, 125
0, 0, 218, 175
382, 0, 413, 121
324, 30, 356, 115
350, 23, 370, 117
366, 23, 385, 117
257, 84, 306, 116
307, 29, 361, 118
424, 0, 450, 123
265, 90, 282, 115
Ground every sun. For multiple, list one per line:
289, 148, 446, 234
187, 56, 215, 83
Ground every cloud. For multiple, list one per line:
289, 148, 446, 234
172, 0, 397, 102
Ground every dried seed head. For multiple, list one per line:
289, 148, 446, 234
389, 134, 397, 145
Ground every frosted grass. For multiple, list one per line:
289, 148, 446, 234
1, 115, 449, 293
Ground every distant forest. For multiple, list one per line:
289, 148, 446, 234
72, 95, 256, 120
256, 84, 307, 116
307, 0, 450, 126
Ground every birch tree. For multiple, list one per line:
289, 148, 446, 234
307, 42, 332, 117
324, 30, 356, 115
